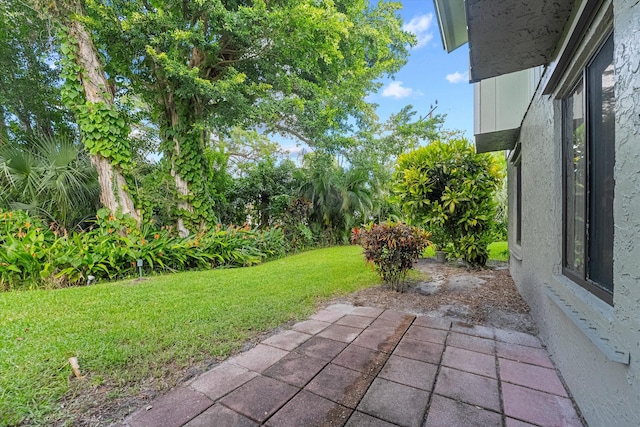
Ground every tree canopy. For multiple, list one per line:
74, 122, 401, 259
1, 0, 444, 241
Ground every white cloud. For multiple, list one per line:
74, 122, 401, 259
445, 71, 468, 84
403, 14, 434, 49
382, 81, 414, 99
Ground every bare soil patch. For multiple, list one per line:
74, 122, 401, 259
333, 258, 537, 334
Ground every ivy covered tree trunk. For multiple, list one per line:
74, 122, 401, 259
64, 20, 141, 224
157, 73, 213, 237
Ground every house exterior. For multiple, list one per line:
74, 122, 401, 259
434, 1, 640, 425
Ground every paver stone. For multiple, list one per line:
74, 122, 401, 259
305, 363, 373, 408
451, 322, 494, 339
262, 330, 312, 351
184, 404, 258, 427
318, 324, 363, 343
433, 366, 500, 412
263, 352, 327, 387
413, 316, 451, 330
404, 325, 448, 345
424, 394, 501, 427
333, 344, 388, 376
266, 390, 352, 427
506, 418, 538, 427
447, 332, 495, 355
296, 336, 348, 361
126, 387, 212, 427
357, 378, 429, 427
190, 363, 258, 401
393, 337, 444, 365
441, 346, 497, 378
345, 412, 396, 427
351, 327, 400, 353
499, 358, 567, 396
502, 383, 583, 426
494, 329, 542, 348
311, 309, 346, 323
219, 376, 299, 423
496, 341, 554, 368
292, 319, 331, 335
336, 315, 374, 329
378, 355, 437, 391
350, 307, 385, 318
230, 344, 288, 373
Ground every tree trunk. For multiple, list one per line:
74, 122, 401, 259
69, 20, 141, 224
0, 107, 8, 146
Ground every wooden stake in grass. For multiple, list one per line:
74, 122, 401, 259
68, 357, 82, 378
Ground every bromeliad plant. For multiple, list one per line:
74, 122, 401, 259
353, 222, 431, 292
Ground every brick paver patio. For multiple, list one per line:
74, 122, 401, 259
114, 304, 584, 427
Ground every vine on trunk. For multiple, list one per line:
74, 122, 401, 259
58, 26, 132, 170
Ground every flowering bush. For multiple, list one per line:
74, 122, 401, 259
353, 222, 430, 292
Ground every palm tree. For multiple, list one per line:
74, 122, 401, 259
298, 153, 375, 244
0, 134, 99, 231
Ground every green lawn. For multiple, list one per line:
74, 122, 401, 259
488, 241, 509, 262
422, 241, 509, 262
0, 246, 378, 426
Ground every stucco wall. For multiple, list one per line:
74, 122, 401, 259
507, 1, 640, 425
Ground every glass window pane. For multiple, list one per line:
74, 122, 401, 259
564, 81, 586, 275
587, 35, 615, 293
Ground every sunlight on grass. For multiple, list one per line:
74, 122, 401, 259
422, 241, 509, 261
0, 246, 377, 426
488, 241, 509, 261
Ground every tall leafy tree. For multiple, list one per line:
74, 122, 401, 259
29, 0, 141, 223
0, 1, 74, 144
224, 157, 300, 227
88, 0, 413, 235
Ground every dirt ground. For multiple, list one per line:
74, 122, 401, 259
333, 258, 537, 334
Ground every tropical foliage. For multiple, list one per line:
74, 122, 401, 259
0, 208, 284, 291
392, 138, 502, 267
0, 134, 99, 231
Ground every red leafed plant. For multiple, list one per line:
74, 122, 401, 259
352, 222, 431, 292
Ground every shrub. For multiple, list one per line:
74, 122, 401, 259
0, 210, 59, 290
0, 208, 286, 291
392, 138, 501, 267
353, 222, 430, 292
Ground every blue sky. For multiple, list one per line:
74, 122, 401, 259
372, 0, 473, 137
281, 0, 473, 156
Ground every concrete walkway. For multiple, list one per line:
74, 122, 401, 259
115, 304, 583, 427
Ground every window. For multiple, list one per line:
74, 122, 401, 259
510, 145, 522, 247
562, 34, 615, 304
515, 154, 522, 246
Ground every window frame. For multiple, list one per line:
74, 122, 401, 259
509, 144, 522, 247
561, 32, 615, 305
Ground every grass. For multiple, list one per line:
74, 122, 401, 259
0, 246, 378, 426
488, 241, 509, 262
422, 241, 509, 262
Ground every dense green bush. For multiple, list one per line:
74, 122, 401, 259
392, 138, 501, 267
0, 208, 285, 291
353, 222, 430, 292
